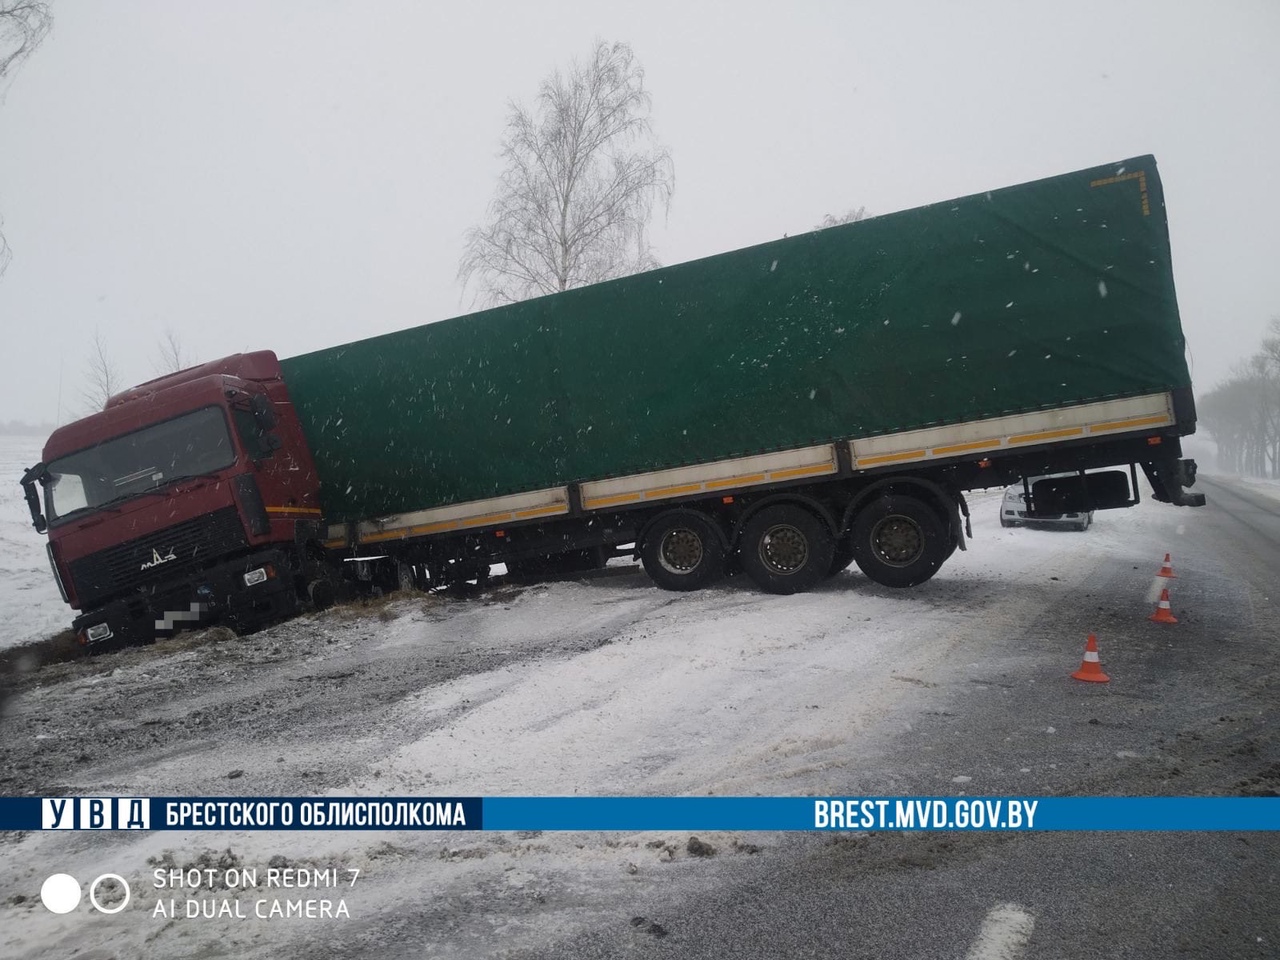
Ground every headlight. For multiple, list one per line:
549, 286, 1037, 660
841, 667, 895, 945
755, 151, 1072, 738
243, 564, 276, 587
86, 623, 113, 643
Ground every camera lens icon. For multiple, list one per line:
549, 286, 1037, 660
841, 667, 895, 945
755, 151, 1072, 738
39, 874, 80, 914
40, 873, 131, 915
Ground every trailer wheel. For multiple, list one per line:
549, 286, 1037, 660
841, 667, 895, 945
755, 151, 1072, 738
740, 504, 834, 595
641, 513, 725, 591
851, 494, 949, 588
827, 535, 857, 577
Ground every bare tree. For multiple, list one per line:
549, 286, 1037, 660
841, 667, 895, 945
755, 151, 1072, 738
82, 328, 120, 412
156, 326, 188, 374
0, 0, 52, 278
814, 206, 870, 231
0, 0, 49, 89
459, 40, 674, 306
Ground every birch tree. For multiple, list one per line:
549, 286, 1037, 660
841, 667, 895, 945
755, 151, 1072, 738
459, 41, 674, 306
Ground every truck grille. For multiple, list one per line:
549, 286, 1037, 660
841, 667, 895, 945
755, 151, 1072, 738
69, 506, 248, 606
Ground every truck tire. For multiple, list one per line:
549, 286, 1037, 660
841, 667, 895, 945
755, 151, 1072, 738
641, 512, 725, 591
851, 494, 950, 588
827, 535, 857, 577
740, 504, 834, 595
308, 578, 336, 611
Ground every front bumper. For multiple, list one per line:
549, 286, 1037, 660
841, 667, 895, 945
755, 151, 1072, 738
72, 548, 296, 647
1001, 506, 1090, 526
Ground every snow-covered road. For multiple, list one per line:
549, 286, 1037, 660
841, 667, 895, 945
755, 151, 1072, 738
1, 474, 1276, 959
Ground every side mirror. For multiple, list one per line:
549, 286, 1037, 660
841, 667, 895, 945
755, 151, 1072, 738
20, 463, 49, 534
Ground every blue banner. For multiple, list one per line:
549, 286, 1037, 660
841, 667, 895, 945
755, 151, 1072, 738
2, 795, 1277, 832
482, 797, 1280, 831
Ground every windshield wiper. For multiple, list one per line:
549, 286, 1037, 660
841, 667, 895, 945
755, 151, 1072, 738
153, 473, 214, 490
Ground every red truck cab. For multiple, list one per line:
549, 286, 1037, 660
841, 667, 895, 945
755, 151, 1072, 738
21, 351, 324, 647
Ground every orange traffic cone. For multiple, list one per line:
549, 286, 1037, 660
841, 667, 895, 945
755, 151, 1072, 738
1156, 553, 1177, 579
1071, 634, 1110, 683
1149, 587, 1178, 624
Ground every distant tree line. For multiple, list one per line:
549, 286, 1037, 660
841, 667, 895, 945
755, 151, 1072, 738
0, 418, 55, 435
1199, 318, 1280, 477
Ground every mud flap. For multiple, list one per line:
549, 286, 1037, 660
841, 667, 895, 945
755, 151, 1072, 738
955, 491, 971, 550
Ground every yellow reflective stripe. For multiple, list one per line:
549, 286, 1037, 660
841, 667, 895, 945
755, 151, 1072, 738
362, 520, 459, 543
932, 438, 1002, 456
858, 449, 926, 467
769, 463, 834, 481
1009, 427, 1084, 445
706, 473, 766, 490
515, 505, 568, 519
1089, 414, 1170, 433
1090, 170, 1150, 216
265, 506, 323, 516
645, 483, 704, 499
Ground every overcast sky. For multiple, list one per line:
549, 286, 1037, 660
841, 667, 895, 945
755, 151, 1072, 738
1, 0, 1277, 427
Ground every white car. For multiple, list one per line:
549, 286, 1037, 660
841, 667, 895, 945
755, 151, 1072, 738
999, 475, 1094, 531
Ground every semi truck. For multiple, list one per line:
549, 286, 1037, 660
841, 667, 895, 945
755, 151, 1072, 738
21, 155, 1205, 648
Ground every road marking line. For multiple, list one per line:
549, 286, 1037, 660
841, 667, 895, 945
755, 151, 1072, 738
964, 903, 1035, 960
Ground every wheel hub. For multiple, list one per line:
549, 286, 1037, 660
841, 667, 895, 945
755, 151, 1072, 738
759, 524, 809, 575
659, 528, 704, 573
871, 516, 924, 566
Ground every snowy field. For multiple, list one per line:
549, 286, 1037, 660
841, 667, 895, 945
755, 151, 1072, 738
2, 468, 1245, 959
0, 435, 69, 648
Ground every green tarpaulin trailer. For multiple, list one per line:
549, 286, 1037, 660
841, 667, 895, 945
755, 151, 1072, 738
274, 154, 1200, 595
285, 156, 1189, 521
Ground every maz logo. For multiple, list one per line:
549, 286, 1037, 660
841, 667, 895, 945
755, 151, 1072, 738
140, 547, 178, 571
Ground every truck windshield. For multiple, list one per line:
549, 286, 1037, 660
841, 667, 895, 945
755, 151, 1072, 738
44, 406, 236, 524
